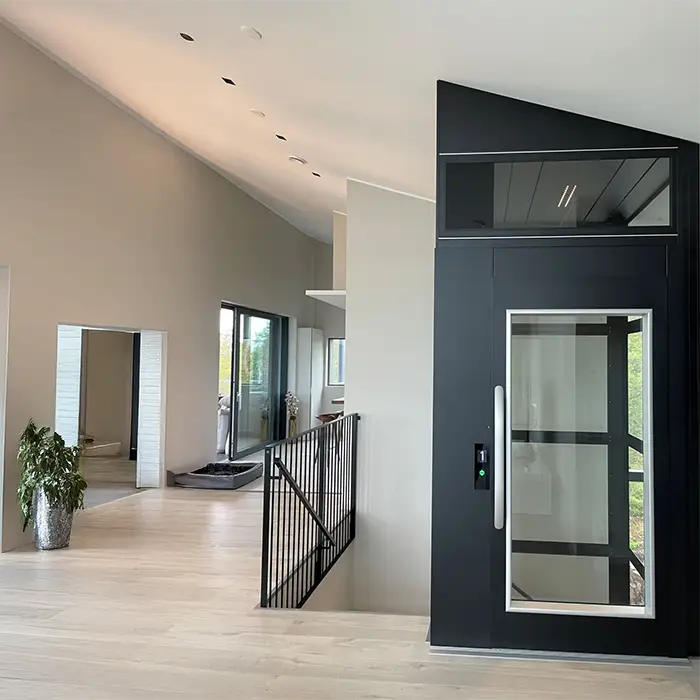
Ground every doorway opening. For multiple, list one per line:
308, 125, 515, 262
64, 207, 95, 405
56, 325, 166, 508
218, 305, 287, 460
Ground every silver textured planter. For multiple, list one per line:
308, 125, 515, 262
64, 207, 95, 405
33, 489, 74, 550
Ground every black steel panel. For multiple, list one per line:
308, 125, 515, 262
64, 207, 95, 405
431, 246, 494, 648
433, 79, 698, 658
680, 146, 700, 656
494, 245, 667, 280
489, 250, 681, 657
436, 81, 684, 156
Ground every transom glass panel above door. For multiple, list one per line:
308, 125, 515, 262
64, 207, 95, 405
505, 311, 653, 618
442, 152, 673, 234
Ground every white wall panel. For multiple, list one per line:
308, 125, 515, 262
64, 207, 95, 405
137, 331, 166, 488
55, 325, 82, 447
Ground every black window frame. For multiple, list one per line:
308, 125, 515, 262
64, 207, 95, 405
219, 302, 289, 459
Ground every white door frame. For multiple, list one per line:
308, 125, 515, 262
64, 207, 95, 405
55, 324, 167, 488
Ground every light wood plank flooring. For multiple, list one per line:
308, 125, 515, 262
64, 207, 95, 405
0, 488, 696, 699
82, 456, 138, 508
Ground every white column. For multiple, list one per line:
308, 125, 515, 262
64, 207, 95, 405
332, 211, 347, 290
55, 325, 82, 447
296, 328, 324, 431
345, 180, 435, 615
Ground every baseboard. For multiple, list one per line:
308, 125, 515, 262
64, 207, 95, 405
430, 644, 691, 667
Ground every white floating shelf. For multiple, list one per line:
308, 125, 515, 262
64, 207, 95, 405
305, 289, 346, 309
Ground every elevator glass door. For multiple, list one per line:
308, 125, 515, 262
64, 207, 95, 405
430, 243, 688, 657
502, 311, 653, 618
485, 253, 680, 657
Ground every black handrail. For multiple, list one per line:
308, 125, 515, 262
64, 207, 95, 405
275, 458, 336, 546
260, 413, 360, 609
264, 419, 335, 449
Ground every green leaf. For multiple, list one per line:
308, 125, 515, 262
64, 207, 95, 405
17, 420, 87, 531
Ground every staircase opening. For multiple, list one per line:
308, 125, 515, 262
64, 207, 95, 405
259, 413, 359, 610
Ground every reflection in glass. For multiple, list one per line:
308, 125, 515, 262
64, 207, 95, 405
236, 314, 272, 453
628, 328, 643, 439
508, 312, 651, 614
217, 308, 234, 455
445, 157, 670, 231
513, 554, 609, 605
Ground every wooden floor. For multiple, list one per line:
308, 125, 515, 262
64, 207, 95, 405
82, 456, 138, 508
0, 488, 696, 699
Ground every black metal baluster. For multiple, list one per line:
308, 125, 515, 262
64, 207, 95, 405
316, 425, 321, 577
316, 425, 327, 584
305, 430, 313, 598
323, 419, 337, 560
325, 423, 332, 571
288, 438, 295, 607
288, 439, 295, 607
258, 415, 359, 609
260, 446, 272, 607
336, 419, 341, 551
344, 416, 349, 543
351, 415, 358, 540
336, 419, 342, 552
338, 419, 344, 547
343, 416, 348, 546
344, 416, 349, 546
283, 440, 292, 608
348, 416, 352, 543
291, 436, 299, 606
329, 421, 335, 567
274, 444, 282, 607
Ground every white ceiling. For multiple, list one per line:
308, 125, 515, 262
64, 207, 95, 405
1, 0, 698, 241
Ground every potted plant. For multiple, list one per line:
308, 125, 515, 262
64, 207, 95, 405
285, 391, 300, 437
17, 420, 87, 550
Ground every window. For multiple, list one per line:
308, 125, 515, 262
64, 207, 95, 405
507, 311, 654, 616
444, 154, 671, 233
327, 338, 346, 386
218, 304, 287, 458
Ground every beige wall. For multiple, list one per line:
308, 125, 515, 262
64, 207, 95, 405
313, 241, 346, 413
345, 180, 435, 615
0, 24, 322, 550
332, 212, 347, 290
304, 545, 354, 611
82, 330, 133, 451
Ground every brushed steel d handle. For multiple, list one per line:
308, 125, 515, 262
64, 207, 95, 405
494, 385, 505, 530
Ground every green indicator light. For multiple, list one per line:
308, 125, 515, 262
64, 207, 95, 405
479, 469, 486, 477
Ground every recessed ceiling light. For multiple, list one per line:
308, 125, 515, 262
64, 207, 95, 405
179, 32, 194, 42
221, 77, 236, 86
240, 25, 262, 41
250, 109, 266, 118
275, 134, 287, 141
312, 172, 321, 177
288, 156, 307, 165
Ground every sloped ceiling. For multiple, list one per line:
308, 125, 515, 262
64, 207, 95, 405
1, 0, 698, 241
